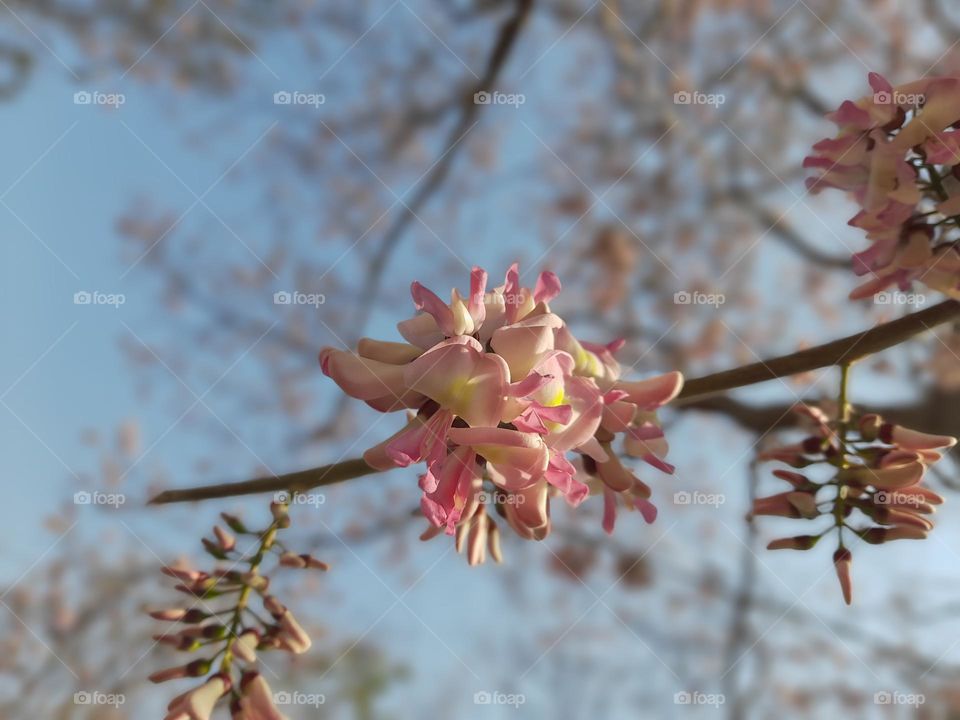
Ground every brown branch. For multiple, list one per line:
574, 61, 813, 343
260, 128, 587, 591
149, 457, 377, 505
676, 299, 960, 401
349, 0, 535, 337
149, 300, 960, 505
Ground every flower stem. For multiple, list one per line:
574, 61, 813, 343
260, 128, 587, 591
834, 362, 853, 548
219, 522, 279, 675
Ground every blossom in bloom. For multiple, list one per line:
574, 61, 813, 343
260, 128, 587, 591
232, 672, 289, 720
805, 72, 960, 299
320, 264, 683, 563
756, 404, 955, 604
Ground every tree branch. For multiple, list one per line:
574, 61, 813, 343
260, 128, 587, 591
149, 300, 960, 505
149, 457, 377, 505
349, 0, 534, 337
676, 299, 960, 401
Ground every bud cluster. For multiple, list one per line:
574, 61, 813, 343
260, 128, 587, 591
755, 404, 955, 604
149, 501, 328, 719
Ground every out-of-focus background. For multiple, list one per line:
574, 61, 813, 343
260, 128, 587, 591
2, 1, 960, 718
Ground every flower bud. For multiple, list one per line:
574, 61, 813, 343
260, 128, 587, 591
213, 526, 236, 552
833, 548, 853, 605
220, 512, 248, 533
766, 535, 821, 551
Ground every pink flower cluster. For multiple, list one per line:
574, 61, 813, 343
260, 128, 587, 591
756, 404, 955, 604
320, 265, 683, 563
150, 502, 324, 719
805, 72, 960, 299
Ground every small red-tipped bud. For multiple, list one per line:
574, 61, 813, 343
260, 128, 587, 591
213, 525, 236, 552
263, 595, 286, 618
149, 664, 192, 683
202, 538, 229, 559
161, 566, 206, 583
766, 535, 821, 551
220, 512, 248, 533
278, 552, 307, 569
859, 525, 928, 544
772, 469, 813, 489
833, 548, 853, 605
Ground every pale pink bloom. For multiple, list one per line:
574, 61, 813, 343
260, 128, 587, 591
807, 72, 960, 299
318, 348, 409, 402
319, 264, 683, 559
404, 337, 508, 428
419, 446, 482, 533
275, 611, 311, 654
448, 427, 550, 491
503, 482, 550, 540
164, 675, 229, 720
232, 629, 260, 664
234, 672, 289, 720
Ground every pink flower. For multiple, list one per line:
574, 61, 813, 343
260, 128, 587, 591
164, 675, 230, 720
319, 265, 683, 562
233, 672, 289, 720
807, 73, 960, 299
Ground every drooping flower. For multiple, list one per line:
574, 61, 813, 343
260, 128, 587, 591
757, 404, 955, 604
320, 264, 684, 563
806, 72, 960, 299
